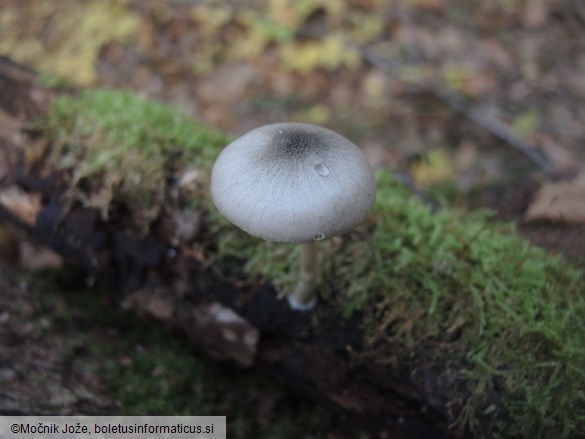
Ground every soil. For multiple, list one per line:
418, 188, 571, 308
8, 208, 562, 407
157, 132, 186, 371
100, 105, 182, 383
0, 268, 118, 416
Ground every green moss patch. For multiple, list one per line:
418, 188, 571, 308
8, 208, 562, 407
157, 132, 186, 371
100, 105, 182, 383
44, 89, 228, 224
352, 172, 584, 437
215, 172, 585, 438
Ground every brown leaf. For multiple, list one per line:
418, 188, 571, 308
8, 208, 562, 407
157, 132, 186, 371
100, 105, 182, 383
18, 241, 63, 270
525, 171, 585, 224
0, 186, 41, 225
361, 139, 398, 169
122, 287, 176, 320
521, 0, 549, 29
479, 38, 514, 71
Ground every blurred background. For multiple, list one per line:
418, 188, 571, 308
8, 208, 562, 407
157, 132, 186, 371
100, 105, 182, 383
2, 0, 584, 196
1, 0, 585, 437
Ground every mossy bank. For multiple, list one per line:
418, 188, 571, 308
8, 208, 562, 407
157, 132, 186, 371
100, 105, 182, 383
43, 88, 585, 438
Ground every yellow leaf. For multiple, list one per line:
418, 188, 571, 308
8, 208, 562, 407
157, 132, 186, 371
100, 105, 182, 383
191, 4, 233, 34
279, 41, 322, 73
512, 110, 540, 138
297, 104, 331, 124
348, 14, 384, 44
442, 64, 475, 93
321, 35, 346, 69
279, 35, 360, 73
411, 149, 455, 188
268, 0, 300, 28
362, 70, 386, 102
0, 0, 139, 85
229, 30, 271, 59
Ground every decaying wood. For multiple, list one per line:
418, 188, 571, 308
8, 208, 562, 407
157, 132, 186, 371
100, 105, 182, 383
0, 57, 456, 438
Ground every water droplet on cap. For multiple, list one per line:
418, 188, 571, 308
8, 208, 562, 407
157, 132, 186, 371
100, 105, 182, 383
313, 233, 325, 241
314, 164, 330, 177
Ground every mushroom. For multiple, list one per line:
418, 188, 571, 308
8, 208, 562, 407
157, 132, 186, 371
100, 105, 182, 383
211, 122, 376, 311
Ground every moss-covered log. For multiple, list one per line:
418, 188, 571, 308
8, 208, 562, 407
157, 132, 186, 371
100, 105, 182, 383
1, 57, 584, 439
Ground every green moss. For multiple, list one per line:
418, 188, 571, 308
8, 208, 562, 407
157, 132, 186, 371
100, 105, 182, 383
224, 170, 585, 438
42, 89, 585, 437
44, 88, 228, 224
359, 172, 584, 437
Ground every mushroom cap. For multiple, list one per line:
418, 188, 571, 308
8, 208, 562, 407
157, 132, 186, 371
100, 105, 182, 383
211, 122, 376, 243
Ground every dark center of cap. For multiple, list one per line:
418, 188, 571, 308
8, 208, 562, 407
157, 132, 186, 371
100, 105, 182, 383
271, 129, 322, 161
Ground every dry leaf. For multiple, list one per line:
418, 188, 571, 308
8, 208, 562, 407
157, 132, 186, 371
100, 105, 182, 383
479, 38, 514, 71
535, 134, 577, 174
521, 0, 548, 29
0, 186, 41, 225
0, 223, 62, 269
525, 171, 585, 224
361, 139, 398, 169
18, 241, 63, 270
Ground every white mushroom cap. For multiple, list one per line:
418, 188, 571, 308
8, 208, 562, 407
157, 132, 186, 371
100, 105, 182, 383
211, 123, 376, 243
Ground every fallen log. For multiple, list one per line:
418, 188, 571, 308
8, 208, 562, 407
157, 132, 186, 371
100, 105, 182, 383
0, 56, 450, 438
2, 57, 584, 439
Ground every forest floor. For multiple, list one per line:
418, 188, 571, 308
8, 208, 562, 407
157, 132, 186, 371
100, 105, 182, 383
0, 1, 584, 438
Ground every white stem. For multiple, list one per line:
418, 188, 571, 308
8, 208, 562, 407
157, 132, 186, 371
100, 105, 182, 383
287, 242, 318, 311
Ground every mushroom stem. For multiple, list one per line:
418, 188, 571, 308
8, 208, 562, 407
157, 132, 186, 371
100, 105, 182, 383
287, 242, 318, 311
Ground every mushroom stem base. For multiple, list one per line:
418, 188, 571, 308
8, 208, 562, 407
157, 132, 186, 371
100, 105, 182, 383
288, 242, 318, 311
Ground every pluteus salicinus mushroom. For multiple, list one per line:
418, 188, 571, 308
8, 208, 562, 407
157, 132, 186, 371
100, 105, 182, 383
211, 123, 376, 311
